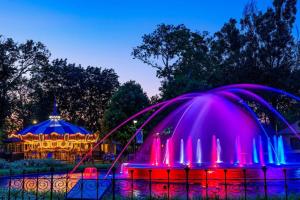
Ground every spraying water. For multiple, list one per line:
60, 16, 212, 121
180, 139, 184, 164
196, 139, 202, 164
273, 136, 279, 165
69, 84, 300, 176
235, 136, 242, 165
217, 138, 222, 163
259, 136, 265, 166
253, 138, 259, 164
268, 137, 274, 164
212, 135, 218, 165
278, 136, 286, 164
164, 139, 170, 166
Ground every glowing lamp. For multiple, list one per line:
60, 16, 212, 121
83, 167, 98, 179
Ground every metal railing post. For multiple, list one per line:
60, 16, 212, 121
96, 169, 99, 200
50, 167, 54, 200
167, 169, 170, 200
22, 169, 25, 200
112, 167, 116, 200
130, 170, 134, 200
224, 169, 227, 200
205, 169, 208, 199
243, 168, 247, 200
65, 172, 69, 199
8, 169, 12, 200
283, 168, 288, 200
80, 170, 84, 200
185, 166, 189, 200
149, 170, 152, 199
262, 166, 267, 200
35, 169, 39, 200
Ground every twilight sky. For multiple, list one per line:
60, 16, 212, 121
0, 0, 299, 96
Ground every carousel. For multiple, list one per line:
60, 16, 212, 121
8, 101, 98, 161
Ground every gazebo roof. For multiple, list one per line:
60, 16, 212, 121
17, 99, 91, 135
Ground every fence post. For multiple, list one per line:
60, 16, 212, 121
112, 167, 116, 200
185, 166, 189, 200
22, 169, 25, 200
167, 169, 170, 200
205, 169, 208, 199
35, 169, 39, 200
96, 169, 99, 200
283, 168, 288, 200
65, 172, 69, 199
262, 166, 267, 200
50, 167, 54, 200
80, 170, 84, 200
224, 169, 227, 200
8, 169, 12, 200
242, 168, 247, 200
130, 170, 134, 200
149, 170, 152, 199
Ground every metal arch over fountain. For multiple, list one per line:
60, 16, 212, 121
70, 84, 300, 177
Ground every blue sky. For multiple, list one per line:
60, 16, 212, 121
0, 0, 299, 96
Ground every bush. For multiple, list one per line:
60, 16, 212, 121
9, 159, 64, 169
0, 158, 9, 168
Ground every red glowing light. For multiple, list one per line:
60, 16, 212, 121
83, 167, 98, 179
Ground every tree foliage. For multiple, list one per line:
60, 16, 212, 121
133, 0, 300, 126
0, 36, 119, 134
0, 36, 50, 132
29, 59, 119, 131
103, 81, 150, 144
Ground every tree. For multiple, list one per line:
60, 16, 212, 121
133, 24, 211, 98
29, 59, 119, 132
103, 81, 150, 145
133, 0, 299, 127
0, 36, 50, 132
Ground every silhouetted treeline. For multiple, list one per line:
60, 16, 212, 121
133, 0, 300, 127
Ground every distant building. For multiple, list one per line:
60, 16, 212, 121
6, 100, 116, 162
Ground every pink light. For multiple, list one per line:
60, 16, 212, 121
186, 137, 193, 166
212, 135, 217, 167
164, 139, 170, 166
83, 167, 98, 179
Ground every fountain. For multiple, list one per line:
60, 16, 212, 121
196, 139, 201, 164
268, 137, 274, 164
179, 139, 184, 164
66, 84, 300, 199
278, 135, 286, 164
216, 138, 222, 164
71, 84, 300, 179
252, 138, 259, 164
164, 139, 170, 166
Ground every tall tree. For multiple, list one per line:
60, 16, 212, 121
133, 24, 211, 98
103, 81, 150, 145
133, 0, 299, 126
30, 59, 119, 132
0, 36, 50, 132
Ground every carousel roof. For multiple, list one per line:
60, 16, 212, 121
17, 99, 91, 135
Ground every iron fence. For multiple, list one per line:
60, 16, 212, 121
0, 167, 299, 199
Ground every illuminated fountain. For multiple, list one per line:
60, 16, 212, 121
71, 84, 300, 179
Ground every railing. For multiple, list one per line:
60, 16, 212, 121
0, 167, 299, 199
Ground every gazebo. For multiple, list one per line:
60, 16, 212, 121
8, 100, 98, 161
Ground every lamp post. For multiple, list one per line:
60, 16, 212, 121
132, 120, 138, 157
